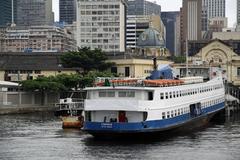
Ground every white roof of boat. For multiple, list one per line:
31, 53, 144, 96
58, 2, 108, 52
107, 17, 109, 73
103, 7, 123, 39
0, 81, 19, 87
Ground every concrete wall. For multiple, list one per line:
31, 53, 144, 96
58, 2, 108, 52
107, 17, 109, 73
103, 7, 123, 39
0, 91, 60, 107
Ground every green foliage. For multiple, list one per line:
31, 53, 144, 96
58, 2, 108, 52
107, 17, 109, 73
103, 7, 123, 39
61, 47, 114, 73
78, 71, 116, 88
20, 74, 82, 92
20, 71, 116, 91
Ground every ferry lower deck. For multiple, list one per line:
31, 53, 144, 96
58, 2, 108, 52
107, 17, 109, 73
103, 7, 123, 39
83, 102, 225, 137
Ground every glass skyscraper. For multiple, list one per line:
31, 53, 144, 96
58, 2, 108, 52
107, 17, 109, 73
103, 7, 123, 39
59, 0, 76, 24
0, 0, 12, 27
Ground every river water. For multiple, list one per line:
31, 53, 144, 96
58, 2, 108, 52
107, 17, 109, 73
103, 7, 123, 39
0, 112, 240, 160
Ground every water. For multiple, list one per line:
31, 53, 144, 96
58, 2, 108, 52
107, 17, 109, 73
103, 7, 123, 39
0, 112, 240, 160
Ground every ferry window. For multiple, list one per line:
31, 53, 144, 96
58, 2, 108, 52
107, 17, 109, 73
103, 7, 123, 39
176, 91, 179, 97
171, 111, 174, 117
162, 112, 166, 119
178, 109, 180, 115
181, 108, 183, 114
169, 92, 172, 98
107, 91, 115, 97
119, 91, 135, 97
173, 91, 176, 98
99, 91, 107, 97
165, 92, 168, 99
174, 110, 177, 116
160, 93, 164, 99
148, 92, 153, 100
167, 111, 170, 118
85, 111, 91, 122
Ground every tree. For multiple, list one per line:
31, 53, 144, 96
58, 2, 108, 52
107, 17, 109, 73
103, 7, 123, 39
61, 47, 114, 74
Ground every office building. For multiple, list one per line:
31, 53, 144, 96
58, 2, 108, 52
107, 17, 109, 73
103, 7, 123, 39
0, 26, 76, 52
59, 0, 76, 24
76, 0, 127, 54
161, 12, 180, 55
16, 0, 54, 27
0, 0, 12, 27
206, 0, 225, 19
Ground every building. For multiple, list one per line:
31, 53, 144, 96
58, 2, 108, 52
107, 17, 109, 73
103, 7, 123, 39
126, 15, 166, 50
0, 0, 12, 27
209, 17, 227, 32
202, 0, 226, 31
175, 14, 181, 56
237, 0, 240, 31
190, 39, 240, 86
206, 0, 225, 19
0, 26, 76, 53
202, 0, 208, 31
108, 56, 172, 78
181, 0, 202, 55
212, 31, 240, 40
76, 0, 127, 54
161, 12, 180, 55
59, 0, 76, 24
0, 53, 81, 82
182, 0, 202, 41
188, 39, 240, 56
16, 0, 54, 27
127, 0, 161, 16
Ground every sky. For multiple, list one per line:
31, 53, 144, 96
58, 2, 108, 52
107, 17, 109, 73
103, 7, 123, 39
52, 0, 237, 28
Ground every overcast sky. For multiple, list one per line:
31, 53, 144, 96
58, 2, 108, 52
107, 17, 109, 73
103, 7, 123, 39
52, 0, 237, 27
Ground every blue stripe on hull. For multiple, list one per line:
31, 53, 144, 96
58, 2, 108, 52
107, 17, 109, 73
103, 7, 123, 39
83, 102, 225, 133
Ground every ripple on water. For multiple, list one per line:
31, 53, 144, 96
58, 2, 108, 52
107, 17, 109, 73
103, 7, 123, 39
0, 113, 240, 160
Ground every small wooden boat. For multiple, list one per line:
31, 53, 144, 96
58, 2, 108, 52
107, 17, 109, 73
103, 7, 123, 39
54, 98, 84, 129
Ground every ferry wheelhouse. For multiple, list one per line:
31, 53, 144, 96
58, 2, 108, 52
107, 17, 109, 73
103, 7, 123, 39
83, 76, 225, 137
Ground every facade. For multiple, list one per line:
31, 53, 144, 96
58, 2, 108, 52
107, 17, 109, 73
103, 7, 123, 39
206, 0, 225, 19
0, 26, 76, 53
190, 40, 240, 86
237, 0, 240, 30
127, 0, 161, 16
16, 0, 54, 27
0, 53, 81, 82
209, 17, 227, 32
59, 0, 76, 24
202, 0, 226, 31
76, 0, 127, 54
181, 0, 202, 55
77, 0, 127, 54
108, 58, 172, 78
182, 0, 202, 41
161, 12, 180, 55
212, 31, 240, 40
175, 14, 181, 56
0, 0, 12, 27
188, 39, 240, 56
202, 0, 208, 31
126, 15, 165, 50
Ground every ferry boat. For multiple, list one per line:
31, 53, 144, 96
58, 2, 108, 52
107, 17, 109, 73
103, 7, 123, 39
54, 98, 84, 128
83, 75, 225, 138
